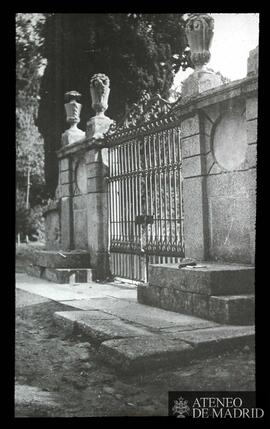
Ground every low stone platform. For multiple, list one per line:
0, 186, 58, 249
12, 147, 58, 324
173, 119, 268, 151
138, 263, 255, 325
26, 250, 94, 284
53, 309, 254, 373
33, 250, 91, 269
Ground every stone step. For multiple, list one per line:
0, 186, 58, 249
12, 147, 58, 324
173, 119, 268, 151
148, 263, 255, 295
138, 285, 255, 325
98, 325, 255, 373
53, 309, 254, 374
33, 250, 91, 268
209, 295, 255, 325
41, 268, 96, 284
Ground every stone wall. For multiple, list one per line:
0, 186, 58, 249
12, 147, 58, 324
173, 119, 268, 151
176, 75, 257, 264
43, 201, 60, 250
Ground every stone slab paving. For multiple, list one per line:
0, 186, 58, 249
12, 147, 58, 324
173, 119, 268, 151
16, 273, 137, 302
58, 297, 217, 330
98, 326, 255, 373
164, 326, 255, 353
54, 310, 156, 342
98, 336, 194, 372
16, 272, 255, 373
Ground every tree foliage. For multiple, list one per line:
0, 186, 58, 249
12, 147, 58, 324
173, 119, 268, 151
16, 13, 47, 237
38, 13, 191, 195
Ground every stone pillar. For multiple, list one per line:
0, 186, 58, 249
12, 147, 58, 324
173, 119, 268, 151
181, 13, 222, 260
181, 113, 209, 260
84, 73, 113, 279
59, 156, 74, 250
85, 147, 110, 279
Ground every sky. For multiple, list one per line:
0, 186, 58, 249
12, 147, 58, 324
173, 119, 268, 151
174, 13, 259, 89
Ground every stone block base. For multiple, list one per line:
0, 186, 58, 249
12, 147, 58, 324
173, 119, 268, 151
33, 250, 91, 269
209, 295, 255, 325
138, 263, 255, 325
42, 268, 96, 284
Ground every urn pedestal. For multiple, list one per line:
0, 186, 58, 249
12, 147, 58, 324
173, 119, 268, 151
86, 115, 113, 140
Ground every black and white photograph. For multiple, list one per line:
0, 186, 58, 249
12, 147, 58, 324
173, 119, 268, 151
15, 12, 261, 418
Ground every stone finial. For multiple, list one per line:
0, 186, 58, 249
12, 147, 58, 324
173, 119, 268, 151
62, 91, 85, 146
86, 73, 113, 140
185, 13, 214, 70
90, 73, 110, 116
181, 13, 222, 97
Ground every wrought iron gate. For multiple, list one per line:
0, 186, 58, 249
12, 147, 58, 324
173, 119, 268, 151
105, 93, 184, 283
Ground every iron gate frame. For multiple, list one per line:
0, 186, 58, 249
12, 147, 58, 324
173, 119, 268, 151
104, 92, 185, 283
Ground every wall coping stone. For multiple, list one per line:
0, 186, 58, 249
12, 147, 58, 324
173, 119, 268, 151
57, 137, 105, 159
174, 75, 258, 119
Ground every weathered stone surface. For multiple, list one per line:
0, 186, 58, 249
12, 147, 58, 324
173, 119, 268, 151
182, 177, 205, 260
44, 208, 60, 250
33, 250, 90, 268
212, 111, 248, 171
60, 197, 71, 251
25, 265, 43, 279
61, 127, 85, 146
168, 325, 255, 355
208, 195, 252, 263
245, 144, 257, 168
137, 284, 161, 307
60, 170, 69, 185
86, 116, 113, 140
159, 287, 193, 315
182, 155, 202, 178
246, 97, 258, 121
181, 134, 201, 158
209, 295, 255, 325
54, 310, 154, 343
73, 209, 88, 250
87, 175, 107, 193
42, 268, 95, 284
181, 69, 222, 98
206, 169, 256, 264
99, 336, 193, 373
148, 263, 254, 295
60, 183, 70, 197
60, 158, 69, 172
180, 115, 200, 138
247, 46, 258, 76
192, 293, 209, 319
247, 119, 257, 144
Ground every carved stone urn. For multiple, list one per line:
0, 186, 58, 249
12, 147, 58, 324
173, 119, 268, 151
86, 73, 113, 140
185, 13, 214, 71
62, 91, 85, 145
182, 13, 222, 97
90, 73, 110, 117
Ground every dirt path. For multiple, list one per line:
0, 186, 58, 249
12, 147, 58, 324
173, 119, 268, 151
15, 288, 255, 417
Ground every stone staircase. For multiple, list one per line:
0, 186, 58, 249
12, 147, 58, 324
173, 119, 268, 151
26, 250, 96, 284
138, 263, 255, 325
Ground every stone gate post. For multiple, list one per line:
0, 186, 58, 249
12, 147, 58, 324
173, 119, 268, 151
55, 75, 113, 280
